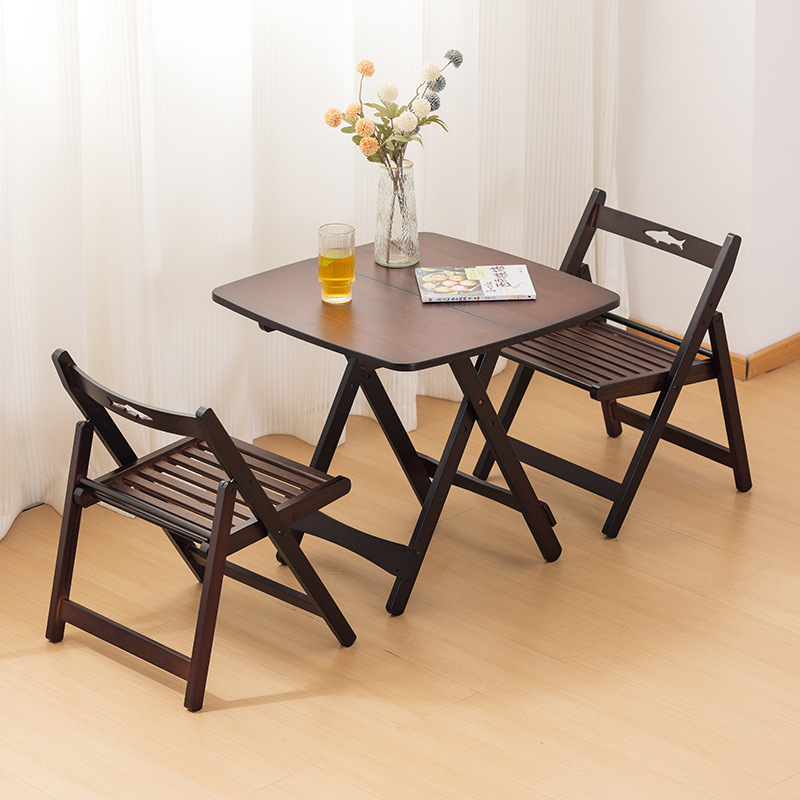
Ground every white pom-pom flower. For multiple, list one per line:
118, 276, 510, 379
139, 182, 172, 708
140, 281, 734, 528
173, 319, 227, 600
421, 62, 440, 82
377, 83, 399, 103
411, 98, 432, 118
393, 111, 418, 135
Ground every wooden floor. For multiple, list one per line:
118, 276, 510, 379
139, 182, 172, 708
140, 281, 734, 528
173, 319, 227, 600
2, 359, 799, 799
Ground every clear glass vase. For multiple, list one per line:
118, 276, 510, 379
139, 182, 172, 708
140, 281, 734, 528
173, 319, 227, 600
374, 160, 419, 268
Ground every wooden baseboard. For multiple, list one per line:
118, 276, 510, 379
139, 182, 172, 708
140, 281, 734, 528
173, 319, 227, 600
730, 353, 748, 381
739, 331, 800, 380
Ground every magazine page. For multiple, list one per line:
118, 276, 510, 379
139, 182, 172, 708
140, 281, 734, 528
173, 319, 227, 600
415, 265, 536, 303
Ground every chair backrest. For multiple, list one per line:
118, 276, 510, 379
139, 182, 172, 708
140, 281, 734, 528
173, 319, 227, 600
559, 189, 741, 372
53, 349, 205, 468
560, 188, 735, 276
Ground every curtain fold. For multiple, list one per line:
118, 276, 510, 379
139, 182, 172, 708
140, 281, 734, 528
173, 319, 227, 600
0, 0, 621, 540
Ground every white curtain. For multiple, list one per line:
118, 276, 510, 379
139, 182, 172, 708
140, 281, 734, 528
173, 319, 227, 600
0, 0, 621, 541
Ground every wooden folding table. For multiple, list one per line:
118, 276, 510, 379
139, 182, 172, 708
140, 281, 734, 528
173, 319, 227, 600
213, 233, 619, 615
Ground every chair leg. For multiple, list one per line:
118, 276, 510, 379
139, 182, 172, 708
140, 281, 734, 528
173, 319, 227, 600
184, 480, 237, 712
601, 400, 623, 437
473, 363, 534, 480
603, 383, 684, 538
272, 530, 356, 648
708, 314, 752, 492
47, 421, 93, 643
604, 322, 751, 538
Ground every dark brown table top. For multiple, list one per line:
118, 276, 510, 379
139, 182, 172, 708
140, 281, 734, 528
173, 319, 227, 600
213, 233, 620, 371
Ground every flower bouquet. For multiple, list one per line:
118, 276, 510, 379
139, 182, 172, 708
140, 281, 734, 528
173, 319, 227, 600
325, 49, 463, 267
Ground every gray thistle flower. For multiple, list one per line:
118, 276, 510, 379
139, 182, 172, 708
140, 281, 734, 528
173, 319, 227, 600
444, 49, 463, 68
424, 91, 441, 111
428, 75, 446, 93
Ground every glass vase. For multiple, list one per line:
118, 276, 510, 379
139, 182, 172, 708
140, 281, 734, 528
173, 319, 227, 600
374, 160, 419, 268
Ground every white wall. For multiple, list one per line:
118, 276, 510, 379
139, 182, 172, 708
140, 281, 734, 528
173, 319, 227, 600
617, 0, 799, 356
751, 0, 800, 353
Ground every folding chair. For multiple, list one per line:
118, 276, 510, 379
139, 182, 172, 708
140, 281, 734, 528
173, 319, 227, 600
47, 349, 358, 711
474, 188, 751, 538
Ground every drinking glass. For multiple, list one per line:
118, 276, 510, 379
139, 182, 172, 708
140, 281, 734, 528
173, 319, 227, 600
318, 223, 355, 305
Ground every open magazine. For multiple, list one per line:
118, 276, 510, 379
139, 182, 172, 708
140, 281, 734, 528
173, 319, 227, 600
415, 264, 536, 303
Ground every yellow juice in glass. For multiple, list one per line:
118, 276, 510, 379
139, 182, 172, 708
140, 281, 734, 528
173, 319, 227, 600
318, 250, 355, 304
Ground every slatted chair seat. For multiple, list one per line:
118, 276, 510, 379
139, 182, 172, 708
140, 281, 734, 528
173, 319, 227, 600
93, 437, 348, 541
47, 349, 363, 711
474, 188, 751, 538
503, 319, 716, 400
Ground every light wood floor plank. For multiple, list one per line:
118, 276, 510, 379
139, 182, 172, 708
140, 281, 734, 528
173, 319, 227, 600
1, 360, 799, 798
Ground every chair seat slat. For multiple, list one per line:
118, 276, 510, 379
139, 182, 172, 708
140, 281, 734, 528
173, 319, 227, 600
145, 458, 220, 493
566, 324, 678, 368
78, 478, 212, 543
504, 320, 709, 395
114, 481, 217, 532
190, 441, 328, 493
516, 328, 655, 377
233, 438, 332, 486
138, 464, 252, 522
516, 332, 636, 380
167, 450, 228, 482
185, 444, 338, 504
532, 323, 676, 372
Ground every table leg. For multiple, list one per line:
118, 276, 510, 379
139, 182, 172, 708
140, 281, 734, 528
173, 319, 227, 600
386, 353, 561, 616
384, 365, 481, 616
314, 354, 561, 616
449, 356, 561, 562
317, 358, 432, 504
310, 357, 363, 473
356, 366, 435, 505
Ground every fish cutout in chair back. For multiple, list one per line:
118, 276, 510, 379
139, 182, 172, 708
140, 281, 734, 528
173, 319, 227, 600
644, 229, 686, 249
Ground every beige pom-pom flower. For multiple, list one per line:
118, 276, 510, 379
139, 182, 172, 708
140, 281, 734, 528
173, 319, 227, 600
356, 59, 375, 77
323, 108, 343, 128
344, 102, 362, 122
359, 136, 379, 156
355, 118, 376, 137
